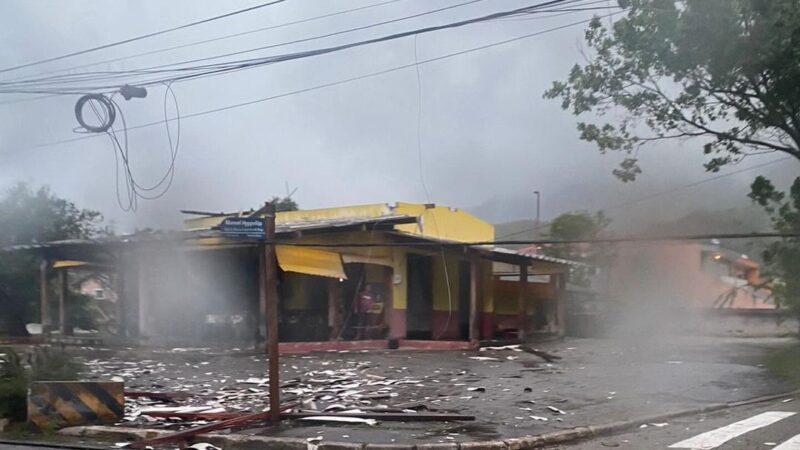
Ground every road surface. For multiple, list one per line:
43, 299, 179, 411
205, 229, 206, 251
557, 396, 800, 449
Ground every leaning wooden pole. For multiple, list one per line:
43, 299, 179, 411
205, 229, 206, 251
263, 202, 280, 422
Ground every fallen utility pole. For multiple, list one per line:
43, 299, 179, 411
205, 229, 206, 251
264, 202, 281, 422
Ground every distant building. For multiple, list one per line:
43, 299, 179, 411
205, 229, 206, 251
607, 240, 771, 309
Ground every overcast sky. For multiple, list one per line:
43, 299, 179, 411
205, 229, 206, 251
0, 0, 796, 232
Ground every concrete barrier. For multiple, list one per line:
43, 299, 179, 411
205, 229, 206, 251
28, 381, 123, 429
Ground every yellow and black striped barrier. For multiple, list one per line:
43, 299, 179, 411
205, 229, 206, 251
27, 381, 124, 429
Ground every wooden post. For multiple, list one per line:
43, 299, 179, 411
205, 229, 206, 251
263, 203, 280, 422
257, 246, 267, 345
58, 269, 67, 335
517, 264, 528, 342
40, 260, 50, 335
468, 259, 479, 344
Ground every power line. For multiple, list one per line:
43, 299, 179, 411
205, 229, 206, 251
113, 0, 605, 80
496, 155, 796, 240
0, 0, 606, 97
0, 0, 490, 91
0, 0, 287, 76
0, 0, 609, 94
0, 0, 407, 85
7, 12, 617, 154
603, 156, 795, 210
271, 231, 800, 248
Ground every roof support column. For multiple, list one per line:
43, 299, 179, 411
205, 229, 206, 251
328, 278, 341, 340
40, 259, 50, 336
469, 258, 480, 345
517, 264, 528, 342
58, 269, 68, 336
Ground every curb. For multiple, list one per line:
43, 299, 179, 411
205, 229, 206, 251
56, 389, 800, 449
0, 439, 110, 450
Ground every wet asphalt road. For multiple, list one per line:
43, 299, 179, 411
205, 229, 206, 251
68, 336, 794, 445
556, 396, 800, 449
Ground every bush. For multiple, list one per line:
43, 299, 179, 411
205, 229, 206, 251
0, 347, 82, 422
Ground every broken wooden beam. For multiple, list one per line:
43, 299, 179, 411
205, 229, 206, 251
519, 345, 562, 362
283, 411, 475, 422
127, 401, 298, 449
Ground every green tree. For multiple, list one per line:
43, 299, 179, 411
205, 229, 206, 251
542, 211, 610, 285
545, 0, 800, 180
545, 0, 800, 314
750, 177, 800, 318
0, 183, 102, 336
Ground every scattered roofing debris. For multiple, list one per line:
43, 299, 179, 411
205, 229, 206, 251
519, 345, 563, 363
128, 401, 297, 449
75, 345, 573, 446
478, 343, 564, 363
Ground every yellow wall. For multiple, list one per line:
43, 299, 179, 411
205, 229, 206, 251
277, 204, 392, 224
394, 203, 494, 243
184, 202, 494, 245
431, 254, 462, 312
493, 279, 556, 315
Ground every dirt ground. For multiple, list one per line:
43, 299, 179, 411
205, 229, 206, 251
71, 335, 794, 445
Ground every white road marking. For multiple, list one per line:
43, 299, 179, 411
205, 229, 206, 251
774, 433, 800, 450
669, 411, 797, 449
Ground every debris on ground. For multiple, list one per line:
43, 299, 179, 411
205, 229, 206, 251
519, 345, 563, 363
185, 444, 222, 450
83, 351, 482, 432
298, 415, 378, 425
468, 356, 499, 361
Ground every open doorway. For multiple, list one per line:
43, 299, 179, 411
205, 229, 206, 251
406, 254, 433, 339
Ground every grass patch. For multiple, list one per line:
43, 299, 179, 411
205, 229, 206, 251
766, 343, 800, 387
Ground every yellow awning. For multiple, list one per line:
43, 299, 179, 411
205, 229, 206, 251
276, 246, 346, 279
52, 260, 89, 269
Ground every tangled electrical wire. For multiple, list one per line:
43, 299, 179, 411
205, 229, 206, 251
74, 83, 181, 211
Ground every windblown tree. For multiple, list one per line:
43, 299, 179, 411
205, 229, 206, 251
0, 183, 102, 336
545, 0, 800, 313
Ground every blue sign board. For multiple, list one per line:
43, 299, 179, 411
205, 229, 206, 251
217, 217, 265, 239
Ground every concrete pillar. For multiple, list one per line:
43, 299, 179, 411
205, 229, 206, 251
40, 259, 50, 335
328, 278, 341, 340
517, 265, 528, 341
469, 259, 479, 344
58, 269, 67, 335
